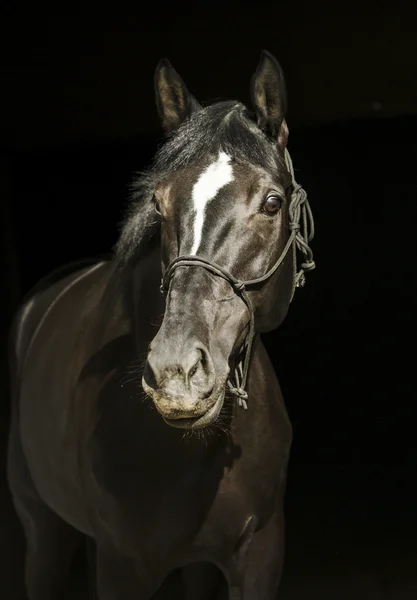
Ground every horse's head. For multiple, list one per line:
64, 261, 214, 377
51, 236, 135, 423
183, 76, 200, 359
118, 51, 314, 429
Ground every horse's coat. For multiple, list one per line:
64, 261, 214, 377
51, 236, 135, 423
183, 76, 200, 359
7, 50, 314, 600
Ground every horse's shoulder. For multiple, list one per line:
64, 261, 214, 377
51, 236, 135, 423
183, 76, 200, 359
10, 256, 110, 367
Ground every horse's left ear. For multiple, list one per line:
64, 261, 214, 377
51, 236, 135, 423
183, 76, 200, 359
251, 50, 288, 149
154, 58, 201, 135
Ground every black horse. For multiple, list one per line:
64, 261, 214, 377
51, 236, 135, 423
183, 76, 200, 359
7, 51, 315, 600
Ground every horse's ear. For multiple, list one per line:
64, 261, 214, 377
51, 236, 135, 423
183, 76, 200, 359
154, 58, 201, 134
251, 50, 288, 149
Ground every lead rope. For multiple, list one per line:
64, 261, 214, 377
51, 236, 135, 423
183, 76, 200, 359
226, 286, 255, 410
161, 149, 315, 410
285, 149, 316, 297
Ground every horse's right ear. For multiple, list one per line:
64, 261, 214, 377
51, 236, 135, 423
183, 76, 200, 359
154, 58, 201, 135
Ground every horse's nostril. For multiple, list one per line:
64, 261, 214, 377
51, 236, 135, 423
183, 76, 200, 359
188, 360, 199, 380
199, 347, 208, 371
183, 348, 203, 384
187, 347, 208, 380
143, 357, 158, 390
187, 346, 215, 397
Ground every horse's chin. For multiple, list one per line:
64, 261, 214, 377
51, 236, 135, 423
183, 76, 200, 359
162, 389, 225, 430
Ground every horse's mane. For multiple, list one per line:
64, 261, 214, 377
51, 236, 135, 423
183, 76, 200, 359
114, 100, 278, 267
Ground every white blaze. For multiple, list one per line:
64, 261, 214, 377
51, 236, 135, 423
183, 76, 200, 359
190, 151, 233, 255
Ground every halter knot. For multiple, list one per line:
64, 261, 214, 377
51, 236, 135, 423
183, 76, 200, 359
234, 282, 246, 293
301, 260, 316, 272
289, 222, 300, 232
228, 385, 249, 410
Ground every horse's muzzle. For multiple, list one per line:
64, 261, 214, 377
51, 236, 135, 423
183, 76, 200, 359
142, 341, 226, 428
142, 377, 225, 429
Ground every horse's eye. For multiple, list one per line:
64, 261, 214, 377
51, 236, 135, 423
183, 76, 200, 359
262, 195, 283, 215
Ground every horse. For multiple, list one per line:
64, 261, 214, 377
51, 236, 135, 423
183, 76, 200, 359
7, 50, 315, 600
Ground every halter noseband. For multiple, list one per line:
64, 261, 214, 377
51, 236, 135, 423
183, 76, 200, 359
160, 149, 315, 410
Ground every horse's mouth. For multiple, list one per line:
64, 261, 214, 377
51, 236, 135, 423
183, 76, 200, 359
162, 390, 225, 429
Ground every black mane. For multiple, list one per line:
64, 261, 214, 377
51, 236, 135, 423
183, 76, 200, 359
114, 101, 279, 265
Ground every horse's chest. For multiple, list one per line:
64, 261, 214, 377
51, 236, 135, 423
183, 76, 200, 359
184, 454, 281, 561
90, 398, 287, 561
92, 443, 280, 560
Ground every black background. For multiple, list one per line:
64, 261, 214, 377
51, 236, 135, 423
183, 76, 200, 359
1, 1, 416, 598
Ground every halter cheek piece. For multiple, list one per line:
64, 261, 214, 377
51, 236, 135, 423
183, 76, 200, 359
160, 149, 315, 410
